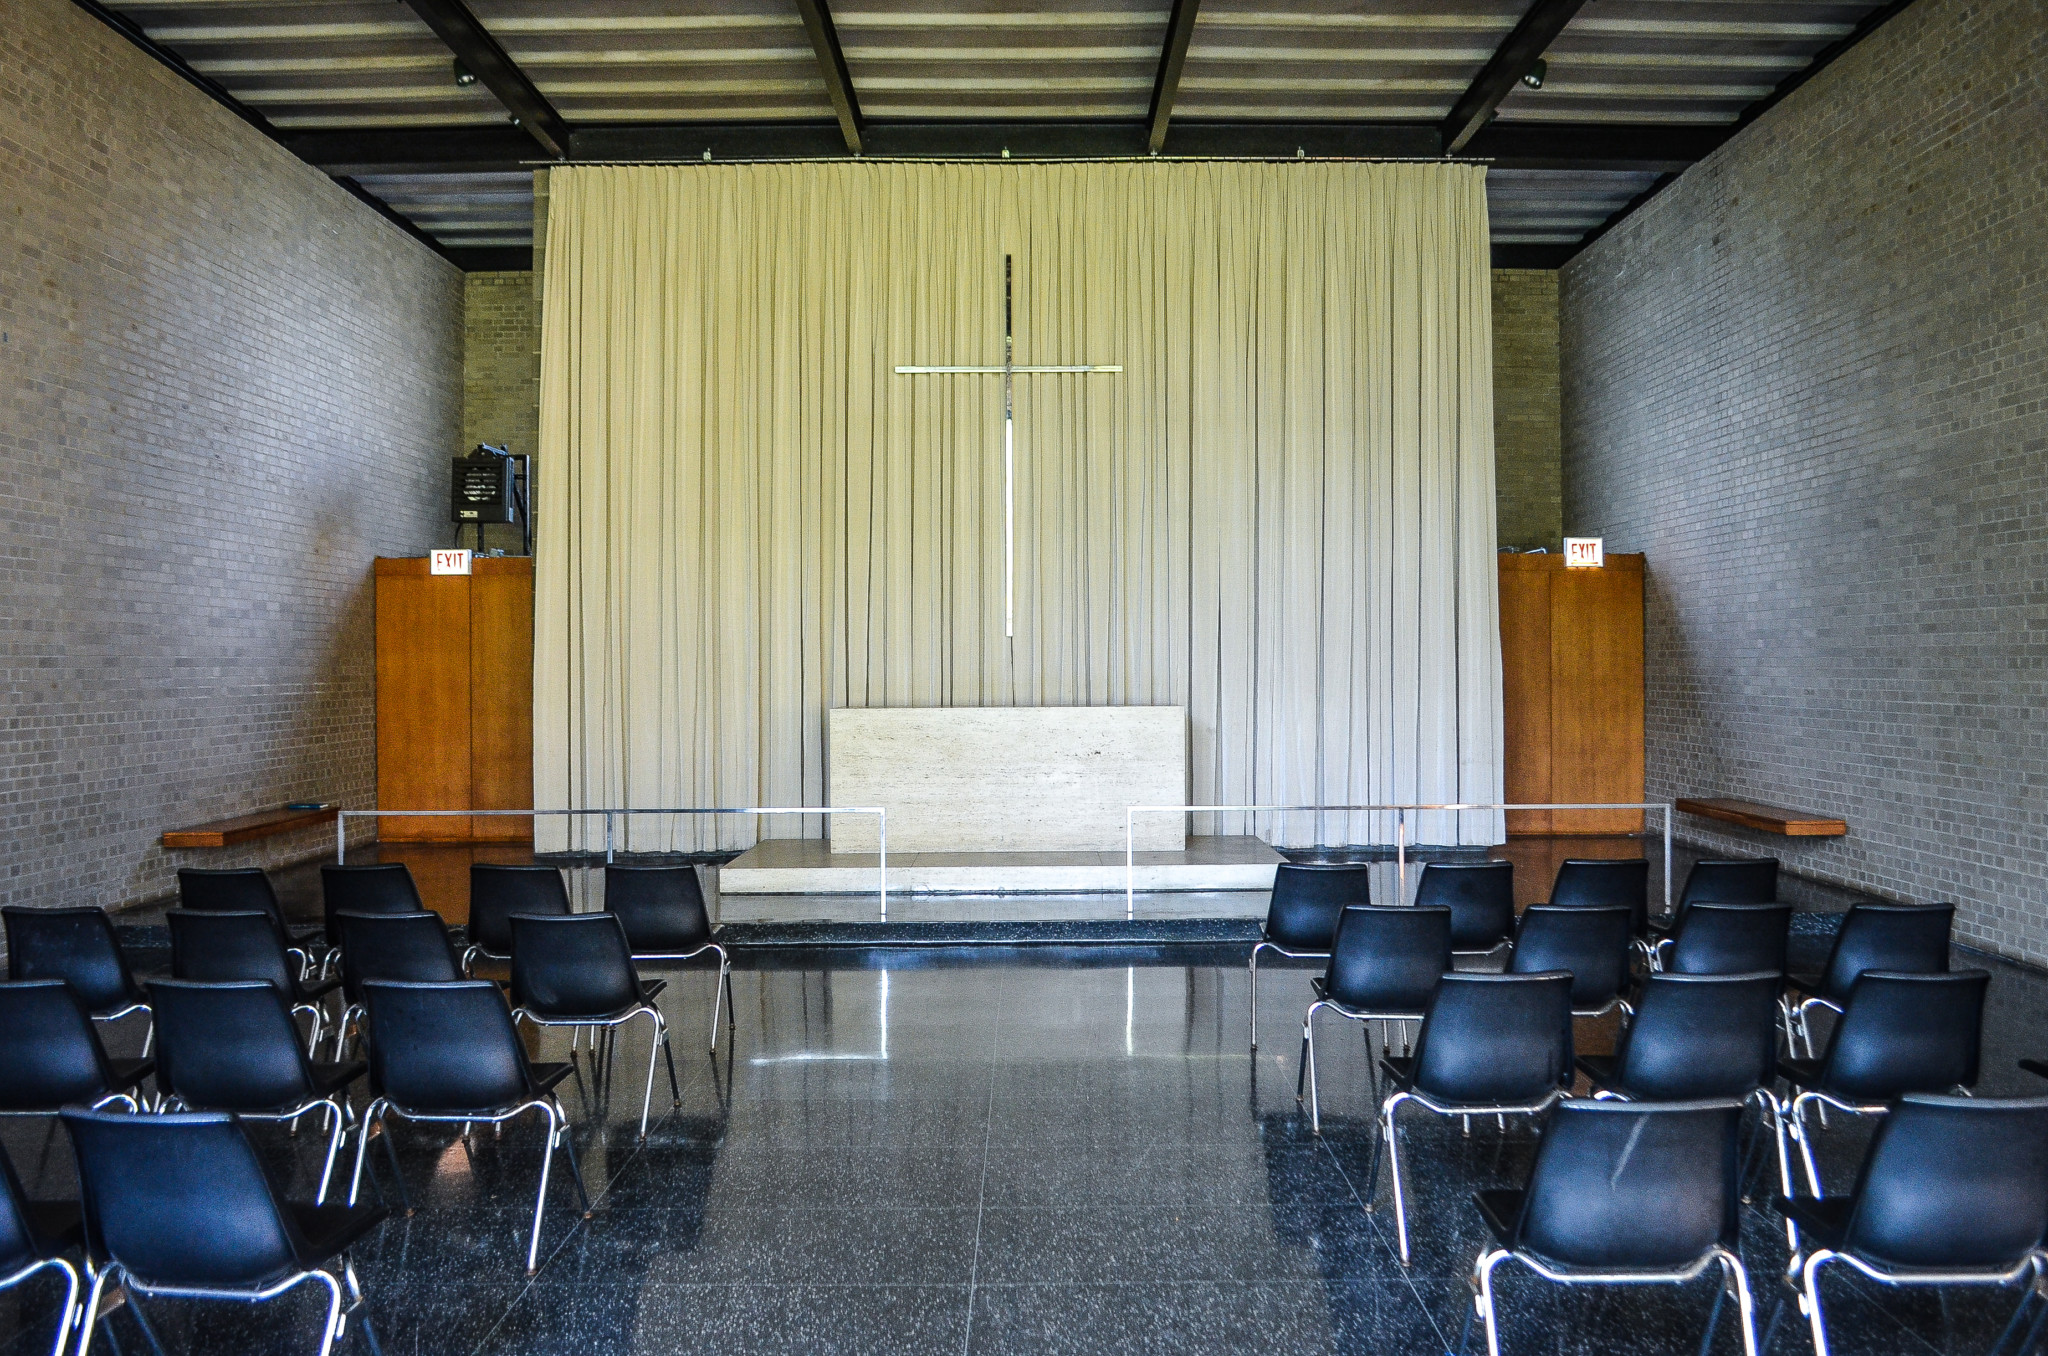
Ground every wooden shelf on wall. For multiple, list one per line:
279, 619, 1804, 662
161, 805, 339, 849
1677, 797, 1847, 837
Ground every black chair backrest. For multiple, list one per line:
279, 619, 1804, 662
148, 979, 316, 1111
62, 1108, 308, 1288
2, 905, 141, 1014
1413, 860, 1514, 951
321, 864, 424, 944
1321, 905, 1452, 1014
167, 909, 299, 997
1549, 857, 1649, 927
1817, 903, 1954, 1002
0, 1143, 42, 1274
1678, 858, 1778, 908
1818, 969, 1989, 1100
602, 865, 713, 953
509, 913, 641, 1018
1410, 971, 1575, 1106
0, 980, 124, 1109
1263, 864, 1372, 951
177, 868, 285, 927
467, 865, 571, 956
335, 911, 462, 1005
1515, 1098, 1743, 1269
1666, 902, 1793, 976
360, 980, 536, 1113
1509, 905, 1633, 1011
1841, 1094, 2048, 1270
1609, 973, 1782, 1100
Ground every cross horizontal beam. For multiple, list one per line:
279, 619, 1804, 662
895, 365, 1123, 375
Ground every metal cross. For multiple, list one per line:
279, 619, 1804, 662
895, 255, 1121, 638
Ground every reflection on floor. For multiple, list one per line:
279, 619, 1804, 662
3, 930, 2038, 1355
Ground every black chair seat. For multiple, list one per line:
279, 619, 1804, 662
2022, 1058, 2048, 1080
1774, 1195, 1854, 1252
23, 1199, 84, 1254
1784, 970, 1824, 997
284, 1201, 390, 1266
625, 927, 718, 956
1473, 1188, 1524, 1250
1574, 1054, 1619, 1090
530, 1062, 576, 1096
1378, 1054, 1418, 1087
306, 1060, 368, 1101
1308, 975, 1429, 1015
1777, 1056, 1823, 1087
108, 1057, 155, 1091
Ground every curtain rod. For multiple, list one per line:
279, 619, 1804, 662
526, 156, 1491, 169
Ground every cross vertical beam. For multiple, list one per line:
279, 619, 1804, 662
1146, 0, 1204, 154
1439, 0, 1592, 155
793, 0, 865, 155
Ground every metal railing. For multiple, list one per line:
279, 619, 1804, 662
1123, 802, 1675, 919
336, 806, 891, 919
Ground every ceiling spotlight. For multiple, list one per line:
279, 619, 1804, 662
1521, 58, 1547, 90
453, 59, 477, 87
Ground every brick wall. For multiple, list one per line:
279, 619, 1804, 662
0, 0, 464, 911
1560, 0, 2048, 959
461, 271, 539, 555
1492, 269, 1563, 551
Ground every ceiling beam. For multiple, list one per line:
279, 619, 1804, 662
397, 0, 570, 159
1145, 0, 1203, 155
1439, 0, 1593, 155
285, 127, 541, 177
1460, 123, 1725, 174
792, 0, 864, 154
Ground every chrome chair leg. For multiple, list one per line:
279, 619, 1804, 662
1801, 1252, 1838, 1356
1248, 943, 1263, 1050
1475, 1246, 1508, 1356
1386, 1092, 1414, 1264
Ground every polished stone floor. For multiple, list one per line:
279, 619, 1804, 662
4, 937, 2045, 1356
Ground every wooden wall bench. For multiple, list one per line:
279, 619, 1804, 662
1676, 797, 1847, 838
161, 806, 340, 850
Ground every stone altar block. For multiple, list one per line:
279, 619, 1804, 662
827, 707, 1187, 853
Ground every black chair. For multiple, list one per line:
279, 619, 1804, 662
1776, 969, 1989, 1198
1774, 1094, 2048, 1356
1653, 902, 1793, 976
1784, 902, 1953, 1056
1678, 857, 1778, 908
1466, 1099, 1757, 1356
2, 906, 151, 1046
331, 910, 464, 1057
167, 909, 340, 1057
603, 864, 734, 1052
1296, 904, 1452, 1135
63, 1107, 385, 1356
0, 1141, 83, 1356
464, 865, 571, 973
148, 979, 367, 1204
1248, 863, 1371, 1050
1508, 905, 1633, 1018
1371, 971, 1575, 1264
1577, 972, 1782, 1104
320, 864, 425, 953
350, 979, 592, 1274
0, 980, 153, 1117
177, 868, 323, 975
1548, 858, 1650, 934
1413, 860, 1515, 957
508, 912, 680, 1140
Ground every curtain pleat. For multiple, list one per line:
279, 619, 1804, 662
536, 161, 1503, 851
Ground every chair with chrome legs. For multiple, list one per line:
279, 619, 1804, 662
464, 865, 571, 974
332, 909, 465, 1052
1783, 901, 1952, 1055
168, 909, 341, 1058
1297, 904, 1451, 1135
1414, 860, 1515, 959
63, 1108, 386, 1356
1677, 857, 1778, 910
3, 907, 153, 1054
350, 979, 592, 1274
1507, 905, 1634, 1020
1772, 1094, 2048, 1356
320, 865, 425, 969
603, 864, 734, 1052
1249, 863, 1371, 1050
1548, 858, 1648, 923
509, 912, 681, 1139
177, 868, 325, 978
1651, 902, 1792, 976
0, 1141, 84, 1356
1776, 968, 1988, 1199
1370, 971, 1575, 1264
147, 979, 367, 1204
1464, 1099, 1758, 1356
0, 981, 154, 1117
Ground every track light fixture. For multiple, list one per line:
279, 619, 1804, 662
453, 59, 477, 87
1521, 58, 1547, 90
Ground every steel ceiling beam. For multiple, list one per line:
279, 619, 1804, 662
1460, 123, 1726, 174
397, 0, 570, 159
1145, 0, 1204, 154
1440, 0, 1594, 155
792, 0, 865, 154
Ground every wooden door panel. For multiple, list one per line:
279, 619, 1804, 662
470, 558, 535, 843
374, 560, 472, 840
1548, 555, 1645, 833
1498, 555, 1554, 835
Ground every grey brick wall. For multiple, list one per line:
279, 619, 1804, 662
461, 271, 539, 555
0, 0, 464, 911
1492, 269, 1563, 552
1560, 0, 2048, 960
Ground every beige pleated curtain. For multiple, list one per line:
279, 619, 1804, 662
536, 160, 1503, 850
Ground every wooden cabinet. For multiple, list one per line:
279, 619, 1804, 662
374, 557, 534, 842
1499, 553, 1644, 835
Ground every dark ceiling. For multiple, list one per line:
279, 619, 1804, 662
80, 0, 1913, 270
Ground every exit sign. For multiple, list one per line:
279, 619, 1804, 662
429, 549, 472, 576
1563, 537, 1605, 569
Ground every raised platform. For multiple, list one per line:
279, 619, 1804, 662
717, 835, 1283, 895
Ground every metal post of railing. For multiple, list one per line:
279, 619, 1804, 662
1396, 809, 1408, 899
876, 808, 888, 921
1125, 808, 1137, 921
1662, 803, 1674, 920
604, 810, 615, 865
